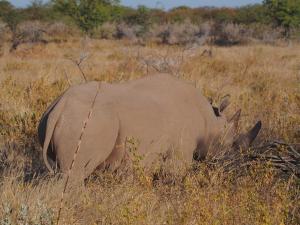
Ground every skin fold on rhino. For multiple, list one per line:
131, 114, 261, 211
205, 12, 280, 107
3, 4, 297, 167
38, 73, 261, 180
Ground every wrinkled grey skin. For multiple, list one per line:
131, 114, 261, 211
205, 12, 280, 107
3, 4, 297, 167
38, 74, 261, 180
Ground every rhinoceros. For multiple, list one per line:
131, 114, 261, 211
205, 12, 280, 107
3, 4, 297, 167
38, 73, 261, 180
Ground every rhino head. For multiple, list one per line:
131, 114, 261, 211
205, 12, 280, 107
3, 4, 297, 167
201, 95, 262, 159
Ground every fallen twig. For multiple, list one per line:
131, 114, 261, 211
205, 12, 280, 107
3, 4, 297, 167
207, 140, 300, 178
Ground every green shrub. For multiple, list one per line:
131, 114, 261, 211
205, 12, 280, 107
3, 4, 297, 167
53, 0, 121, 35
263, 0, 300, 37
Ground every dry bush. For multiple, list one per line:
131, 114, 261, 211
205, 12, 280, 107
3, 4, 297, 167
47, 22, 79, 42
154, 21, 210, 45
115, 22, 140, 42
10, 21, 48, 51
9, 21, 77, 52
0, 21, 7, 33
93, 22, 117, 39
112, 21, 211, 46
79, 21, 289, 47
249, 24, 284, 44
206, 22, 287, 46
133, 45, 201, 76
290, 28, 300, 41
211, 23, 249, 46
47, 22, 70, 36
0, 22, 8, 56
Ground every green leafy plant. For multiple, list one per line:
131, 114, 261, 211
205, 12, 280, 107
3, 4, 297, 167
0, 0, 23, 34
53, 0, 120, 35
263, 0, 300, 36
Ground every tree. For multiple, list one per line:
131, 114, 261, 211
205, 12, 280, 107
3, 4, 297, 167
263, 0, 300, 36
235, 4, 267, 24
124, 5, 151, 26
53, 0, 120, 35
0, 0, 12, 15
122, 5, 152, 37
0, 0, 23, 33
23, 0, 57, 21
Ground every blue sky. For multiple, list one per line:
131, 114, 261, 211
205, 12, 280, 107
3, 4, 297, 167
9, 0, 262, 9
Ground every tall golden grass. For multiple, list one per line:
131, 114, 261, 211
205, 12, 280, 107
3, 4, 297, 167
0, 39, 299, 224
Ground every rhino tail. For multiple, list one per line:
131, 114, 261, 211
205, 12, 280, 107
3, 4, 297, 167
42, 96, 66, 174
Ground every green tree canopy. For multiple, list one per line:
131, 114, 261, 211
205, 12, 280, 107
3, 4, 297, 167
23, 0, 58, 21
0, 0, 23, 33
52, 0, 120, 34
235, 4, 267, 24
0, 0, 13, 15
263, 0, 300, 33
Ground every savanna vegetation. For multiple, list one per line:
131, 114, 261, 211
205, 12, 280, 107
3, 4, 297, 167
0, 0, 299, 224
0, 0, 300, 50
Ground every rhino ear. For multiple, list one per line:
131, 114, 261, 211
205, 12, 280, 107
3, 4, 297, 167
219, 95, 230, 112
233, 121, 262, 149
228, 109, 241, 131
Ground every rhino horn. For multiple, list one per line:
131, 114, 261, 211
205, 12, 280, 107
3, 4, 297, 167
233, 121, 262, 150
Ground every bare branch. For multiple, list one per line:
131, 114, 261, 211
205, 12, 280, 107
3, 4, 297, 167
68, 53, 91, 83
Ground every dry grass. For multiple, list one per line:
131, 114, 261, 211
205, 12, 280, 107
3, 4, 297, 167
0, 39, 299, 224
